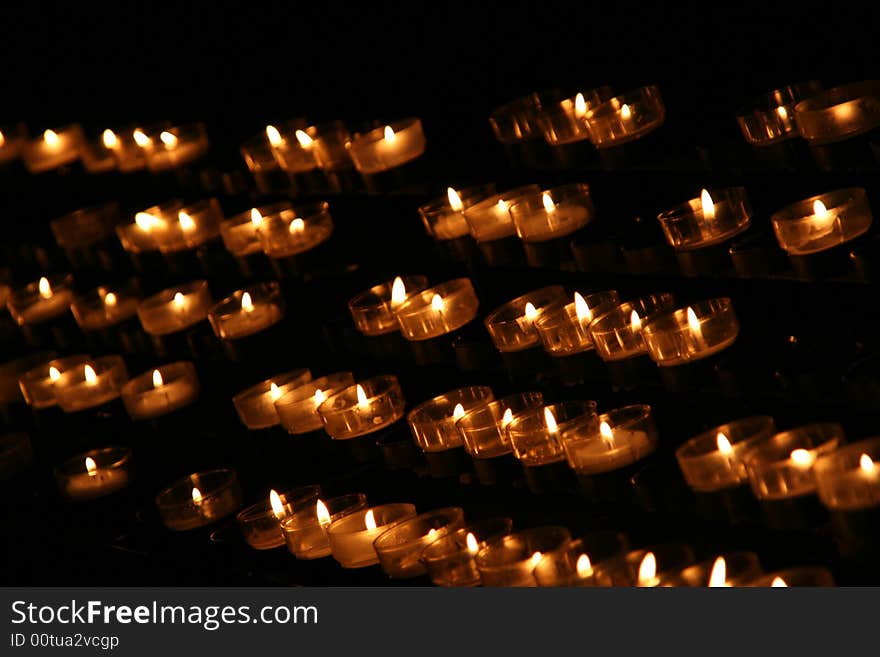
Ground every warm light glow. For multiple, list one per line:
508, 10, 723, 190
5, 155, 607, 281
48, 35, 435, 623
85, 457, 97, 476
771, 576, 788, 587
241, 292, 254, 313
390, 276, 406, 305
630, 310, 641, 332
496, 199, 509, 213
316, 499, 331, 528
365, 509, 377, 530
447, 187, 463, 212
102, 129, 119, 149
574, 92, 587, 118
574, 292, 591, 323
294, 129, 314, 148
266, 125, 283, 146
269, 382, 282, 401
453, 403, 466, 421
159, 131, 178, 149
620, 104, 632, 120
250, 208, 263, 227
173, 292, 186, 310
544, 407, 559, 434
431, 293, 444, 313
524, 302, 538, 324
152, 369, 164, 388
427, 528, 438, 539
384, 125, 395, 142
686, 307, 701, 336
790, 448, 815, 467
43, 129, 60, 147
314, 388, 326, 406
178, 211, 196, 231
576, 553, 593, 578
466, 532, 479, 555
48, 366, 61, 382
133, 129, 150, 148
860, 453, 876, 474
638, 552, 657, 586
528, 551, 543, 568
135, 212, 163, 232
84, 364, 98, 385
0, 131, 5, 147
708, 556, 728, 587
717, 432, 733, 455
356, 384, 369, 408
289, 217, 305, 233
776, 106, 788, 119
542, 192, 556, 213
700, 189, 715, 221
599, 421, 614, 448
191, 487, 203, 504
501, 408, 514, 429
38, 277, 52, 299
812, 199, 834, 229
269, 489, 285, 518
104, 292, 117, 307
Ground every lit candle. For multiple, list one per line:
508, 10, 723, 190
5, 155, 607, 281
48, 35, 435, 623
139, 123, 209, 171
815, 437, 880, 512
281, 493, 368, 559
455, 392, 545, 460
18, 355, 91, 410
219, 202, 292, 257
421, 518, 514, 587
317, 376, 406, 439
53, 356, 129, 413
475, 526, 572, 587
793, 81, 880, 145
232, 369, 313, 430
253, 202, 334, 258
153, 199, 223, 254
535, 290, 620, 356
463, 185, 540, 243
657, 187, 752, 250
22, 125, 85, 173
237, 485, 320, 550
347, 119, 426, 174
418, 184, 497, 241
373, 507, 466, 579
509, 184, 595, 243
7, 275, 75, 326
326, 503, 418, 568
121, 362, 201, 421
507, 401, 597, 467
538, 87, 615, 145
641, 299, 739, 366
561, 404, 658, 476
156, 468, 243, 531
407, 386, 495, 453
395, 278, 480, 341
275, 372, 355, 434
137, 281, 213, 336
484, 286, 566, 352
348, 275, 430, 336
207, 282, 284, 340
666, 552, 762, 587
54, 447, 133, 502
71, 284, 141, 332
771, 188, 872, 256
265, 121, 319, 173
582, 86, 665, 148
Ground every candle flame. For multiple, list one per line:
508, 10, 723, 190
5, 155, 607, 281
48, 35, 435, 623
717, 432, 733, 455
708, 556, 727, 587
104, 292, 117, 307
241, 292, 254, 313
638, 552, 657, 586
266, 125, 283, 146
133, 129, 150, 148
173, 292, 186, 310
250, 208, 263, 227
427, 528, 438, 540
289, 217, 305, 234
43, 129, 60, 146
686, 307, 701, 334
390, 276, 406, 305
599, 420, 614, 447
790, 448, 815, 467
135, 212, 163, 232
447, 187, 463, 212
528, 551, 543, 568
524, 302, 538, 323
38, 276, 52, 299
466, 532, 479, 555
356, 384, 369, 408
620, 103, 632, 120
84, 364, 97, 385
776, 106, 788, 119
501, 408, 514, 429
575, 92, 587, 118
453, 403, 466, 421
0, 130, 5, 147
269, 382, 281, 401
48, 366, 61, 382
191, 487, 203, 504
316, 499, 331, 528
178, 211, 196, 231
365, 509, 377, 530
544, 407, 559, 434
496, 198, 509, 213
574, 292, 592, 323
860, 453, 875, 474
771, 576, 788, 587
630, 310, 641, 332
152, 369, 163, 388
85, 457, 97, 476
102, 129, 119, 149
159, 131, 178, 149
700, 189, 715, 221
542, 192, 556, 213
384, 125, 395, 142
314, 388, 326, 405
431, 293, 444, 313
576, 553, 593, 578
812, 199, 834, 229
269, 489, 285, 518
295, 129, 314, 148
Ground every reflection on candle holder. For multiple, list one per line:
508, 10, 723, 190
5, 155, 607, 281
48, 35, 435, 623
232, 369, 312, 430
137, 281, 213, 336
641, 298, 739, 366
317, 375, 405, 439
121, 362, 200, 421
746, 567, 835, 587
54, 446, 133, 502
23, 125, 85, 173
395, 278, 480, 341
348, 276, 430, 336
237, 485, 321, 550
275, 372, 355, 435
50, 202, 120, 255
657, 188, 752, 250
814, 436, 880, 511
676, 416, 776, 493
0, 123, 27, 165
771, 188, 872, 255
475, 526, 572, 587
589, 293, 676, 362
736, 81, 823, 145
327, 503, 417, 568
420, 517, 513, 587
155, 198, 223, 254
419, 184, 497, 241
281, 493, 367, 559
19, 355, 91, 410
456, 392, 545, 459
53, 356, 129, 413
507, 400, 597, 466
373, 507, 465, 578
535, 290, 620, 356
593, 543, 696, 586
509, 184, 595, 243
407, 386, 495, 453
72, 282, 141, 332
663, 552, 762, 587
489, 92, 562, 144
155, 468, 242, 531
140, 123, 210, 171
220, 202, 292, 257
538, 87, 615, 145
485, 286, 566, 353
116, 200, 183, 254
794, 80, 880, 144
208, 282, 284, 340
265, 120, 318, 173
254, 202, 333, 258
0, 432, 34, 480
562, 404, 658, 475
7, 274, 74, 326
348, 118, 426, 174
463, 185, 540, 243
584, 86, 665, 147
534, 531, 630, 587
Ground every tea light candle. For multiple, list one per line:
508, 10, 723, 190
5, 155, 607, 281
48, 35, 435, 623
535, 290, 620, 356
347, 119, 426, 174
538, 87, 615, 145
771, 188, 872, 255
533, 532, 629, 587
7, 275, 74, 326
140, 123, 210, 171
0, 353, 58, 407
484, 286, 566, 352
407, 386, 495, 453
463, 185, 540, 243
102, 128, 147, 172
54, 446, 133, 502
53, 356, 129, 413
509, 184, 595, 242
254, 202, 334, 258
489, 93, 550, 144
593, 544, 696, 587
583, 86, 666, 147
265, 122, 318, 173
373, 507, 466, 579
237, 485, 321, 550
275, 372, 355, 434
814, 437, 880, 511
642, 298, 739, 366
302, 121, 355, 172
19, 355, 91, 410
155, 468, 242, 531
327, 503, 417, 568
794, 80, 880, 145
219, 202, 292, 257
116, 201, 182, 254
207, 282, 284, 340
0, 123, 27, 165
475, 526, 572, 587
232, 369, 313, 430
348, 275, 430, 336
281, 493, 367, 559
676, 416, 777, 493
317, 375, 405, 439
561, 404, 658, 476
22, 125, 84, 173
736, 81, 823, 146
155, 198, 223, 254
121, 362, 200, 421
420, 517, 514, 587
663, 552, 762, 587
419, 185, 497, 241
80, 131, 118, 173
589, 293, 676, 362
395, 278, 480, 341
71, 284, 141, 332
456, 392, 545, 459
137, 281, 213, 336
657, 188, 752, 251
507, 400, 598, 467
50, 202, 119, 254
746, 567, 834, 587
0, 432, 34, 480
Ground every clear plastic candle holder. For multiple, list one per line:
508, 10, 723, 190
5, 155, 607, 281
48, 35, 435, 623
71, 282, 141, 332
562, 404, 658, 475
327, 503, 417, 568
484, 286, 567, 353
535, 290, 620, 356
254, 201, 334, 258
19, 355, 92, 410
348, 118, 426, 174
663, 552, 762, 587
676, 416, 777, 493
105, 127, 148, 172
0, 353, 57, 406
373, 507, 466, 578
507, 400, 598, 466
594, 543, 696, 587
419, 184, 497, 241
463, 185, 540, 243
156, 468, 242, 531
208, 282, 284, 340
317, 375, 405, 439
641, 298, 739, 366
589, 293, 676, 362
533, 532, 630, 587
456, 391, 545, 459
746, 567, 834, 587
475, 526, 572, 587
156, 198, 223, 254
814, 437, 880, 511
657, 187, 752, 250
0, 123, 27, 165
121, 362, 200, 421
509, 183, 595, 243
54, 446, 133, 502
275, 372, 355, 435
220, 202, 292, 257
407, 386, 495, 453
0, 432, 33, 480
302, 121, 354, 172
584, 86, 666, 148
794, 80, 880, 145
770, 187, 872, 255
266, 120, 318, 173
538, 87, 616, 145
23, 125, 85, 173
53, 356, 129, 413
137, 281, 212, 336
395, 278, 480, 341
141, 123, 210, 171
489, 92, 562, 144
736, 81, 823, 146
348, 275, 430, 336
420, 517, 514, 587
237, 485, 321, 550
232, 369, 313, 430
116, 200, 183, 254
240, 132, 279, 174
7, 274, 75, 326
281, 493, 368, 559
51, 201, 119, 252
